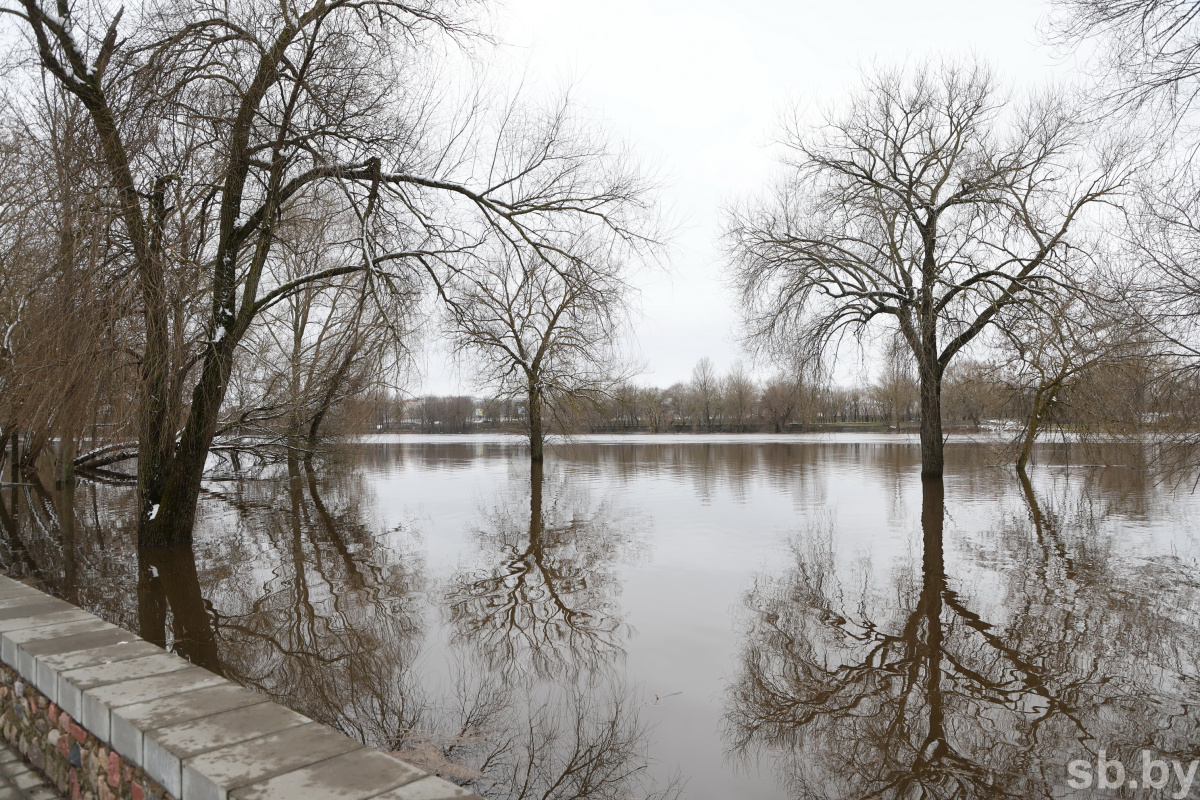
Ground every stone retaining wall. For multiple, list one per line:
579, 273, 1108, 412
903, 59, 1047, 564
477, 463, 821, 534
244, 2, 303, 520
0, 575, 476, 800
1, 660, 160, 800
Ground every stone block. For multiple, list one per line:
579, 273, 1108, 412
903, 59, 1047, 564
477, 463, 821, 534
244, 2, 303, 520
21, 627, 136, 685
0, 578, 40, 600
56, 653, 192, 722
0, 597, 76, 621
82, 666, 226, 742
230, 747, 427, 800
182, 723, 362, 800
145, 700, 308, 767
0, 609, 96, 636
114, 683, 265, 783
38, 639, 161, 676
1, 618, 115, 670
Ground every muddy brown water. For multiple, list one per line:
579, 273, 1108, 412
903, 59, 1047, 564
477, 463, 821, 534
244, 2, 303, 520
2, 434, 1198, 799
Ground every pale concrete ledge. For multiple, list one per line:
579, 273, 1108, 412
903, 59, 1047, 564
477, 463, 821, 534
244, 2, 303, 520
0, 574, 478, 800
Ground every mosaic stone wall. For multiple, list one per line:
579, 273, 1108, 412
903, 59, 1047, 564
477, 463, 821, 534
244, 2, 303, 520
0, 663, 174, 800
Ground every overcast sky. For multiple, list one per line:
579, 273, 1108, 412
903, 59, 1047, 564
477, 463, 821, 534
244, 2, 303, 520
416, 0, 1080, 395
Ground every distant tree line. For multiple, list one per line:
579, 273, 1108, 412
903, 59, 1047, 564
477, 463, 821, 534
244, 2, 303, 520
349, 341, 1181, 439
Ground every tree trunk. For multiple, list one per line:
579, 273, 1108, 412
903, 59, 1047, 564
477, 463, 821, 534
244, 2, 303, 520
131, 166, 174, 553
140, 340, 236, 546
305, 346, 359, 461
57, 438, 75, 488
918, 475, 947, 757
135, 301, 172, 542
1017, 377, 1062, 475
530, 456, 543, 539
918, 357, 944, 478
528, 383, 544, 461
1015, 387, 1046, 475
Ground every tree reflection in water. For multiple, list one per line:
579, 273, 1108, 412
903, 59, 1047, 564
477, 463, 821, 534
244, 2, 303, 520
137, 544, 223, 674
22, 442, 1198, 798
193, 455, 427, 747
391, 669, 683, 800
1, 447, 679, 800
725, 474, 1200, 799
445, 459, 643, 679
135, 453, 673, 800
406, 457, 677, 798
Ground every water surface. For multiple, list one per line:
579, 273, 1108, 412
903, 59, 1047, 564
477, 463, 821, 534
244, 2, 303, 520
2, 434, 1198, 799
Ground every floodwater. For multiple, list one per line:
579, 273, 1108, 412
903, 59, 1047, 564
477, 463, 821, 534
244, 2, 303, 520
2, 434, 1199, 800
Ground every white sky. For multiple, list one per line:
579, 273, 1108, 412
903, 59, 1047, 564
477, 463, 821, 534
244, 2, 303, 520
416, 0, 1081, 395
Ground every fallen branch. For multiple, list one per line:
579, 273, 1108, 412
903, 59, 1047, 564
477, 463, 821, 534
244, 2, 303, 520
73, 441, 138, 469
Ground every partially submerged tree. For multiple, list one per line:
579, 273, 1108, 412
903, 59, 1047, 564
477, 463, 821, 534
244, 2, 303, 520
727, 59, 1130, 476
1051, 0, 1200, 476
233, 206, 413, 459
442, 237, 644, 461
993, 288, 1156, 472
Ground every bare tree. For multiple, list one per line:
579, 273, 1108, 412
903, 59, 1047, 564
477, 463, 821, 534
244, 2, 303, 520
941, 359, 1005, 429
233, 206, 413, 458
870, 336, 918, 429
690, 357, 722, 433
727, 60, 1130, 476
441, 237, 643, 460
663, 382, 694, 431
0, 86, 142, 475
723, 363, 757, 432
992, 288, 1155, 472
1049, 1, 1200, 477
639, 387, 670, 433
760, 375, 801, 432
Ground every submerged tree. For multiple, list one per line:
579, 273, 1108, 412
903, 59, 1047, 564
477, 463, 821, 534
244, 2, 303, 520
727, 59, 1130, 476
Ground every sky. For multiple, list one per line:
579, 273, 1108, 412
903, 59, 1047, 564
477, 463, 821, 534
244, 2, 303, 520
416, 0, 1082, 395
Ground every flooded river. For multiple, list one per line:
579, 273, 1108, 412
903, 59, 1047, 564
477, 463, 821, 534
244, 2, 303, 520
2, 434, 1199, 799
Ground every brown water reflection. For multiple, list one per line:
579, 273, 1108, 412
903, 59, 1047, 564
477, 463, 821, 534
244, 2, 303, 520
726, 469, 1200, 799
0, 436, 1198, 800
445, 459, 641, 679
